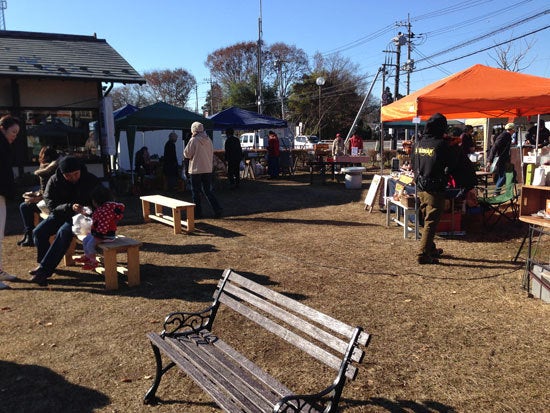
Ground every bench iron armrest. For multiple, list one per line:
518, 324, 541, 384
162, 304, 218, 337
273, 382, 340, 413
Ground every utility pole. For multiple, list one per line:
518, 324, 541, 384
398, 15, 415, 95
392, 32, 406, 100
0, 0, 7, 31
204, 77, 213, 116
195, 84, 198, 114
257, 0, 263, 114
274, 58, 285, 119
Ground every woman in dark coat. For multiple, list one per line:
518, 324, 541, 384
0, 115, 21, 287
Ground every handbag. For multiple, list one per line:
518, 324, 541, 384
489, 156, 499, 173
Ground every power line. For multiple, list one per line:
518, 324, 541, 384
421, 0, 535, 38
415, 9, 549, 64
415, 25, 550, 72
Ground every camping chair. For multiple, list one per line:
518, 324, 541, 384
477, 170, 519, 228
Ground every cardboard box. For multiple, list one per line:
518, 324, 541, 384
523, 155, 539, 164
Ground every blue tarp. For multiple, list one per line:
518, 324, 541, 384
209, 107, 287, 130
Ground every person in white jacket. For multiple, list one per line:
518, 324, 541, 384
183, 122, 222, 218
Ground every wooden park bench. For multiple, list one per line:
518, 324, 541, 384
144, 269, 370, 412
140, 194, 195, 234
65, 235, 142, 290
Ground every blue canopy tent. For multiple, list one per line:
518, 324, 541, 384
209, 107, 287, 130
113, 104, 138, 120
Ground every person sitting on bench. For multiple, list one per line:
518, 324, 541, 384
29, 156, 100, 286
17, 146, 59, 247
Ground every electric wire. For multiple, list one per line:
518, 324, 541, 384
415, 25, 550, 72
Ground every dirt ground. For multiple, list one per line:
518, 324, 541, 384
0, 168, 548, 413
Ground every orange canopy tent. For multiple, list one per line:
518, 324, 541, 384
381, 64, 550, 122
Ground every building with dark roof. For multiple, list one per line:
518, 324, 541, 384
0, 30, 145, 170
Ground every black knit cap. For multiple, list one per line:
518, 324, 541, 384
424, 113, 448, 137
58, 156, 82, 173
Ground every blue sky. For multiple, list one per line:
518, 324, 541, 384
5, 0, 549, 110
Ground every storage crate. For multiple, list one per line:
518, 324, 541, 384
530, 265, 550, 303
436, 212, 462, 232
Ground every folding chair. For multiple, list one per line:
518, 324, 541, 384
477, 170, 519, 228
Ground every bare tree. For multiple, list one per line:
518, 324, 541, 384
488, 38, 535, 72
109, 84, 153, 109
267, 43, 310, 98
205, 42, 260, 89
144, 68, 196, 108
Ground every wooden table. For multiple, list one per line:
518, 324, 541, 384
140, 194, 195, 234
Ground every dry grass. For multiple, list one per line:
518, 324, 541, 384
0, 169, 548, 413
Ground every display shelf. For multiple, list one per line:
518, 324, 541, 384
519, 185, 550, 218
385, 197, 419, 239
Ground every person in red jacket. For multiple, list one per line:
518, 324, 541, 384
267, 131, 280, 179
348, 131, 363, 155
76, 185, 125, 270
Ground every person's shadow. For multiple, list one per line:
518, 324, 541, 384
0, 360, 109, 412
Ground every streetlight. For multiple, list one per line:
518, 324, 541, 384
316, 76, 325, 139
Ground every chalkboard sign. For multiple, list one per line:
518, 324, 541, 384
364, 174, 382, 212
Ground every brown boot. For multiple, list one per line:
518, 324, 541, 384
417, 254, 439, 265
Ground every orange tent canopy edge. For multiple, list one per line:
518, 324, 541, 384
380, 64, 550, 122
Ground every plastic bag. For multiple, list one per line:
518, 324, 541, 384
532, 167, 546, 186
36, 199, 50, 215
72, 213, 92, 236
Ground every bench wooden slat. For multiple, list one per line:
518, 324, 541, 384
148, 333, 248, 413
165, 333, 282, 412
223, 281, 364, 364
209, 333, 295, 398
219, 293, 356, 379
226, 271, 370, 346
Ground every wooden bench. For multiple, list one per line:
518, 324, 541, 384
140, 194, 195, 234
65, 235, 142, 290
144, 269, 370, 412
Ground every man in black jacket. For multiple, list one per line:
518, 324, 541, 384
487, 123, 514, 195
412, 113, 457, 264
30, 156, 100, 286
224, 128, 243, 189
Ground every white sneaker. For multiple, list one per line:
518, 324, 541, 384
0, 270, 17, 281
0, 281, 8, 289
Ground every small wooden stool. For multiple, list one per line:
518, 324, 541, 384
65, 236, 142, 290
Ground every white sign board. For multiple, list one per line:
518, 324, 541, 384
364, 174, 382, 212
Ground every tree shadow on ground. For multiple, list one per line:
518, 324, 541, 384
0, 360, 110, 412
341, 397, 456, 412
